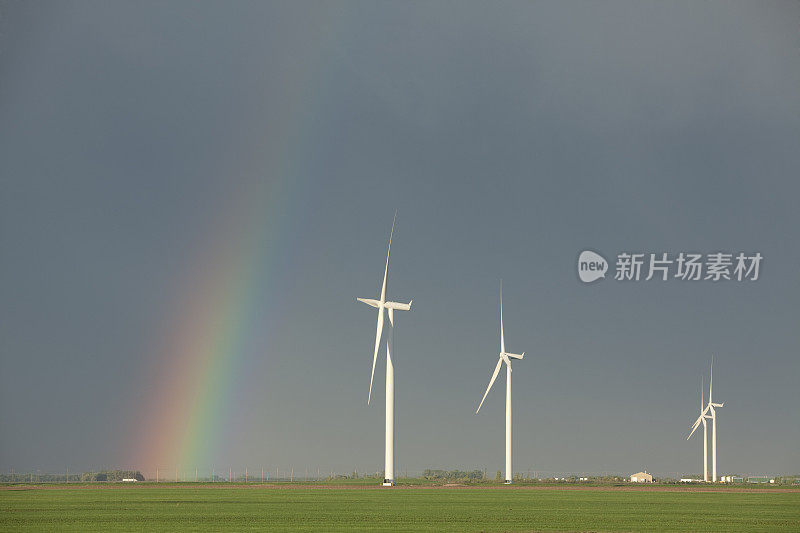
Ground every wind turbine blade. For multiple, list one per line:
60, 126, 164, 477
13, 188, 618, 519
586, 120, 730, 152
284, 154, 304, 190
700, 377, 704, 412
709, 355, 713, 405
368, 308, 384, 404
499, 280, 505, 355
476, 358, 503, 414
687, 414, 704, 439
380, 212, 396, 303
357, 298, 381, 308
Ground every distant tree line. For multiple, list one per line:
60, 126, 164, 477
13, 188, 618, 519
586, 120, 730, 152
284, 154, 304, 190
0, 470, 144, 483
422, 469, 484, 481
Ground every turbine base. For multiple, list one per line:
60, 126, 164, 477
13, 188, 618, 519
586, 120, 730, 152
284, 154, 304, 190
382, 479, 394, 487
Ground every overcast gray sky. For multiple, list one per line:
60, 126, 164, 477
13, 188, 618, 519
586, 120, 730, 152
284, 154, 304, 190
1, 1, 798, 478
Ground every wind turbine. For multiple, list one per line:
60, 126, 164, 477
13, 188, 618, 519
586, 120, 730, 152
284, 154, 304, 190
687, 377, 710, 482
476, 281, 524, 484
687, 357, 724, 482
357, 212, 412, 487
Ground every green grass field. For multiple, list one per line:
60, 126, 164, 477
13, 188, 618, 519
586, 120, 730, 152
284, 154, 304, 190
2, 483, 799, 532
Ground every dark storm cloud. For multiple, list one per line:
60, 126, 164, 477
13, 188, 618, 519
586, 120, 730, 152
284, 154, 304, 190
1, 1, 798, 476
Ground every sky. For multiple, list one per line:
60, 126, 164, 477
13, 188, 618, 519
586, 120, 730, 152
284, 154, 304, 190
1, 1, 798, 479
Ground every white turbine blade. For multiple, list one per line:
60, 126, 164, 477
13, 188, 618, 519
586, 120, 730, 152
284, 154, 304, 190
506, 352, 524, 360
357, 298, 381, 308
499, 280, 505, 354
690, 404, 711, 429
368, 308, 384, 404
708, 357, 722, 408
709, 355, 714, 405
700, 377, 704, 412
476, 358, 503, 414
687, 414, 704, 439
689, 413, 703, 431
384, 300, 412, 311
380, 212, 396, 303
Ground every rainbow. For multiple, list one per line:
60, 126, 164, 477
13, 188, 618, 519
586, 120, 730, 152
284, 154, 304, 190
129, 17, 343, 474
131, 180, 281, 474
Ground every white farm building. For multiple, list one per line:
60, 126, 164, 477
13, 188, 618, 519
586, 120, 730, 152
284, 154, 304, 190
630, 471, 653, 483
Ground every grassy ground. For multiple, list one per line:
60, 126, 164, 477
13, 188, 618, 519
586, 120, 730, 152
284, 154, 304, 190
1, 483, 798, 532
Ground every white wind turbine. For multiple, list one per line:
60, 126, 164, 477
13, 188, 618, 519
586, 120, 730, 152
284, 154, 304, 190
357, 212, 412, 487
687, 377, 710, 482
687, 358, 724, 482
476, 281, 524, 484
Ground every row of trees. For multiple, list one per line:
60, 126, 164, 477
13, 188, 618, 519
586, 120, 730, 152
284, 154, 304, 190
423, 469, 485, 481
0, 470, 144, 483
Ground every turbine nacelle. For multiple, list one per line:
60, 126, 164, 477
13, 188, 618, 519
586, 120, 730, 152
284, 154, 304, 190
356, 298, 413, 311
498, 351, 523, 370
385, 300, 412, 311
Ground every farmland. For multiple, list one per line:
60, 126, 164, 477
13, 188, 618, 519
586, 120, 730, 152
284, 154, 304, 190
2, 483, 799, 532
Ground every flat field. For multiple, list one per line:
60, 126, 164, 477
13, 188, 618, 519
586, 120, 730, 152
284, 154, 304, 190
1, 483, 799, 532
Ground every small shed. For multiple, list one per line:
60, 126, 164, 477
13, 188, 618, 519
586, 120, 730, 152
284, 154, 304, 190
630, 471, 653, 483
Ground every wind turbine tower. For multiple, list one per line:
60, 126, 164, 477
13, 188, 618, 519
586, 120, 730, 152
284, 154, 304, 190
688, 358, 724, 482
687, 378, 710, 482
357, 212, 412, 486
476, 281, 525, 484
